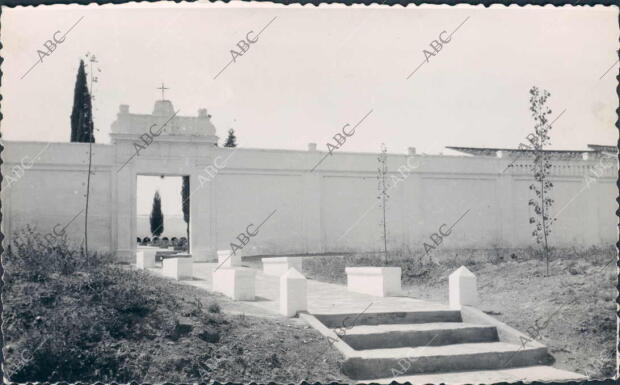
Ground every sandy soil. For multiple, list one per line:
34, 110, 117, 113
402, 257, 617, 380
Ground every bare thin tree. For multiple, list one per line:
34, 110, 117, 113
377, 143, 389, 264
527, 86, 556, 276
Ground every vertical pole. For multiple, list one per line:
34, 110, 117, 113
84, 58, 94, 256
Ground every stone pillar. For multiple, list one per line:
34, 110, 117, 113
190, 170, 216, 261
115, 162, 136, 263
345, 267, 401, 297
213, 268, 256, 300
280, 268, 307, 317
136, 247, 157, 269
162, 255, 193, 280
449, 266, 478, 309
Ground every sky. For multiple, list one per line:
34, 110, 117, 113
1, 3, 618, 157
136, 176, 182, 215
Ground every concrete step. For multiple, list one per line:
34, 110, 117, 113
342, 342, 553, 380
367, 365, 586, 384
339, 322, 499, 350
314, 310, 462, 328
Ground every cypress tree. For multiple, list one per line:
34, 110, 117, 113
224, 128, 237, 147
150, 191, 164, 237
181, 176, 190, 245
70, 60, 94, 143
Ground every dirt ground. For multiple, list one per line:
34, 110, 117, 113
168, 284, 351, 384
405, 257, 617, 380
3, 263, 349, 383
303, 247, 618, 380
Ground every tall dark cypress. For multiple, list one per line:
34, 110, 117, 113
181, 176, 190, 244
224, 129, 237, 147
150, 191, 164, 237
70, 60, 95, 143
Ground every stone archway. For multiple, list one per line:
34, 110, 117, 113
110, 100, 219, 262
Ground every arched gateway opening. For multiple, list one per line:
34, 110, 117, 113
136, 175, 189, 253
111, 99, 219, 262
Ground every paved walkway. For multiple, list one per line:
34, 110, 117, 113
148, 262, 450, 316
146, 261, 585, 384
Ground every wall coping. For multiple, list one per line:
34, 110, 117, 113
261, 256, 302, 264
345, 266, 402, 275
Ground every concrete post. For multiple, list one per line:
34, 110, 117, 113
136, 247, 157, 269
213, 267, 256, 301
345, 267, 401, 297
217, 249, 242, 267
162, 254, 193, 280
449, 266, 478, 309
279, 268, 307, 317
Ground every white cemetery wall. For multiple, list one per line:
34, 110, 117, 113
2, 142, 115, 252
2, 140, 617, 259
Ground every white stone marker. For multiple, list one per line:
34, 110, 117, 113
262, 256, 303, 276
136, 246, 157, 269
135, 251, 156, 269
217, 249, 242, 268
212, 267, 256, 300
162, 254, 193, 280
449, 266, 479, 309
280, 268, 307, 317
345, 267, 401, 297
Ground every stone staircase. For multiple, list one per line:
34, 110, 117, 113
307, 309, 584, 383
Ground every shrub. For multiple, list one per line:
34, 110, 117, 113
208, 303, 221, 314
2, 228, 224, 383
6, 226, 113, 282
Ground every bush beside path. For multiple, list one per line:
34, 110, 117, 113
2, 228, 347, 383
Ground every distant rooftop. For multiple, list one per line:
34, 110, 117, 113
446, 144, 617, 159
587, 144, 618, 153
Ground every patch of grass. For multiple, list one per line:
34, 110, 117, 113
303, 245, 617, 283
302, 249, 438, 285
2, 227, 347, 383
207, 302, 221, 314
